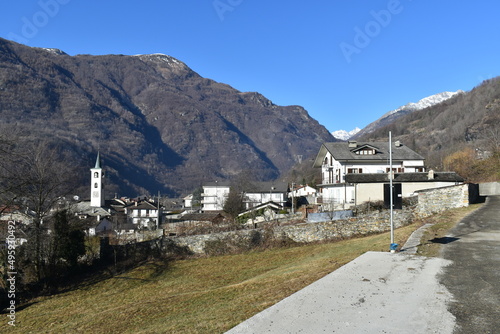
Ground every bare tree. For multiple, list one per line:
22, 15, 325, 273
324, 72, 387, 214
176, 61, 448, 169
1, 138, 79, 282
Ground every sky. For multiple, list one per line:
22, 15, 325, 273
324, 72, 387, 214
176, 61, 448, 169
1, 1, 499, 133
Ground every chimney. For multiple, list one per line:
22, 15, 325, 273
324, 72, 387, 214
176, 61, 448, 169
395, 141, 402, 147
348, 140, 358, 148
427, 170, 435, 180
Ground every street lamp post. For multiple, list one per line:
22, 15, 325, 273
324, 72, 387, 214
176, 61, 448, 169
389, 131, 396, 253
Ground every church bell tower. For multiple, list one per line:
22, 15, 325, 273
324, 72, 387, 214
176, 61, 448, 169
90, 152, 104, 207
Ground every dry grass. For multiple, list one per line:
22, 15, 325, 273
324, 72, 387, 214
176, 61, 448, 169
7, 222, 422, 333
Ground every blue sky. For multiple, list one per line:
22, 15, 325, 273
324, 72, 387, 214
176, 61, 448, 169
1, 1, 499, 133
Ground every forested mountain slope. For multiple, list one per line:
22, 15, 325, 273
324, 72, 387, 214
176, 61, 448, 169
0, 38, 334, 196
357, 78, 500, 178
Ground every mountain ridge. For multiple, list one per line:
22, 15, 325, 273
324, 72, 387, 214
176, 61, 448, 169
355, 79, 500, 169
353, 90, 463, 139
0, 38, 335, 197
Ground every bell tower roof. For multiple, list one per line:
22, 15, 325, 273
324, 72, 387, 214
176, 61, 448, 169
94, 152, 101, 169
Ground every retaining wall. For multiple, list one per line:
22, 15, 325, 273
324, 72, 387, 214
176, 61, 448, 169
415, 184, 469, 217
109, 184, 472, 255
479, 182, 500, 196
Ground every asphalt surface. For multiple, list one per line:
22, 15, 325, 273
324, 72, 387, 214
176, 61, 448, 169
440, 195, 500, 333
225, 196, 500, 334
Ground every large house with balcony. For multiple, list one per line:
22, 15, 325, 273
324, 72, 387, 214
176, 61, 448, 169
201, 181, 231, 212
313, 141, 426, 209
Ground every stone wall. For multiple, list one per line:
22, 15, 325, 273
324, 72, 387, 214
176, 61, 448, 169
415, 184, 469, 217
169, 230, 259, 254
114, 184, 471, 255
275, 207, 415, 243
160, 208, 416, 254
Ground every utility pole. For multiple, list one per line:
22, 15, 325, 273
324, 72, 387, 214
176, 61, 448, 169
157, 190, 160, 230
389, 131, 395, 253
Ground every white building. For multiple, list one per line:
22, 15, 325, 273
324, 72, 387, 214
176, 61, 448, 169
288, 185, 317, 198
201, 182, 289, 212
201, 182, 231, 211
313, 141, 426, 209
183, 194, 193, 209
125, 200, 161, 229
243, 183, 288, 210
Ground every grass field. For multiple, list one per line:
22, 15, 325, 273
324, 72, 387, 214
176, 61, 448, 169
6, 205, 481, 333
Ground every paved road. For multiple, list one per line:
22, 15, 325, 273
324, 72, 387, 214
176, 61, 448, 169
440, 195, 500, 334
225, 196, 500, 334
226, 252, 455, 334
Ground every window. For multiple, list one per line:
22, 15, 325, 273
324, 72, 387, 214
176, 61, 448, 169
94, 183, 98, 188
355, 149, 374, 155
386, 168, 405, 173
94, 172, 99, 178
347, 168, 363, 174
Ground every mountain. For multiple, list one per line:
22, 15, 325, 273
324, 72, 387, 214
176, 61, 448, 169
0, 38, 335, 197
355, 79, 500, 169
331, 127, 361, 141
353, 91, 463, 139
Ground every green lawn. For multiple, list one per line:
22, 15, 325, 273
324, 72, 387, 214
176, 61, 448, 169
7, 206, 480, 334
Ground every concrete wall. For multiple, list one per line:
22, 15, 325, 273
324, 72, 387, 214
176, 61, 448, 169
479, 182, 500, 196
354, 182, 464, 205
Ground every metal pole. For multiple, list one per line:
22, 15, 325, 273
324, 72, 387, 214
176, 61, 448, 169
157, 191, 160, 229
389, 131, 395, 252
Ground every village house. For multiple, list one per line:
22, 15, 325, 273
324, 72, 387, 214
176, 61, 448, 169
313, 140, 427, 209
201, 182, 289, 212
242, 183, 289, 210
183, 194, 194, 209
288, 185, 317, 198
124, 199, 162, 229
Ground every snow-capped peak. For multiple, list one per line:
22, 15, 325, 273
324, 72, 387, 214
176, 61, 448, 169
384, 90, 463, 117
133, 53, 185, 67
41, 48, 67, 56
332, 127, 361, 141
